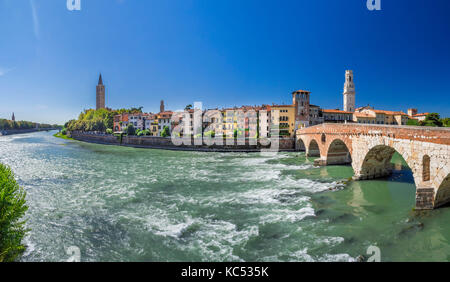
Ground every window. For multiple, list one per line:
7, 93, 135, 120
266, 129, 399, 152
423, 155, 430, 182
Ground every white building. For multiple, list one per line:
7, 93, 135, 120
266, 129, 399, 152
343, 70, 356, 112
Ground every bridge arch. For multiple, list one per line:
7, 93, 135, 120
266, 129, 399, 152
435, 173, 450, 208
296, 137, 306, 151
326, 138, 352, 165
354, 144, 417, 186
307, 139, 320, 157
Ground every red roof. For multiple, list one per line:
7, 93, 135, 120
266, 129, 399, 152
373, 110, 408, 116
322, 109, 353, 114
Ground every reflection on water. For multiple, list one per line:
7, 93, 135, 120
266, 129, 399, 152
0, 131, 449, 262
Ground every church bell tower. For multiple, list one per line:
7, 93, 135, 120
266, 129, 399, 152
343, 70, 355, 112
96, 73, 105, 110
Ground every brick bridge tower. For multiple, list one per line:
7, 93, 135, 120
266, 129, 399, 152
292, 90, 311, 129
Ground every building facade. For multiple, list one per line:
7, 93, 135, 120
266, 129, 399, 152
270, 105, 295, 137
322, 109, 353, 123
309, 105, 324, 126
292, 90, 311, 129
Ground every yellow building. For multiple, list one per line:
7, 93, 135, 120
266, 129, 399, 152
354, 111, 376, 124
150, 115, 159, 136
221, 109, 237, 137
270, 105, 296, 137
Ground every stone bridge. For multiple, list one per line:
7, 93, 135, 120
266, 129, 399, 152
296, 124, 450, 210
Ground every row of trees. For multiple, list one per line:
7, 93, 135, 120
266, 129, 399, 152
123, 124, 170, 137
0, 119, 58, 130
64, 107, 143, 133
407, 113, 450, 127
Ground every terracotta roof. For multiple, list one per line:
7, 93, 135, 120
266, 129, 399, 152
158, 111, 173, 118
413, 113, 429, 117
373, 110, 408, 116
271, 105, 294, 108
354, 112, 376, 118
322, 109, 353, 114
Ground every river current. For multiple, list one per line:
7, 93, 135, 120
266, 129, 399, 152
1, 131, 449, 262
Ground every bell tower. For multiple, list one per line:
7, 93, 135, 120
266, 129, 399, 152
96, 73, 105, 110
343, 70, 355, 112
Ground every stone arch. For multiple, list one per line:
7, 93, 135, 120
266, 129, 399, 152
307, 139, 320, 157
435, 173, 450, 208
296, 137, 306, 151
326, 138, 352, 165
422, 155, 430, 182
356, 144, 416, 185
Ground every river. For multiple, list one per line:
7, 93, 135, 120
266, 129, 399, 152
1, 131, 449, 262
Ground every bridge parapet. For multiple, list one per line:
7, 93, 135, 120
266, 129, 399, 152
296, 123, 450, 210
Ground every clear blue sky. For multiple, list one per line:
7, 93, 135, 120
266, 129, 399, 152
1, 0, 449, 124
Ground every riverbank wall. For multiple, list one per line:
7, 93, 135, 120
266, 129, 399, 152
0, 128, 57, 136
69, 132, 296, 152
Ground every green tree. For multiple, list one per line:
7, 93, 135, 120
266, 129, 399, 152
185, 104, 193, 111
0, 164, 29, 262
161, 126, 170, 137
441, 118, 450, 127
233, 128, 244, 138
407, 119, 419, 126
126, 124, 136, 136
421, 113, 443, 127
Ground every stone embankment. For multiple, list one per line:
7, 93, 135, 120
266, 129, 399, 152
69, 131, 296, 152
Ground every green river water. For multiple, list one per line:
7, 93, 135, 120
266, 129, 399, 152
1, 131, 449, 262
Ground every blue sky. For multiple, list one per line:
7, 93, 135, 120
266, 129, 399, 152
0, 0, 449, 124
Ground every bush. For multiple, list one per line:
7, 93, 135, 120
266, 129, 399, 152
161, 126, 170, 137
204, 130, 215, 138
126, 124, 136, 136
0, 164, 29, 262
106, 128, 113, 134
61, 128, 67, 135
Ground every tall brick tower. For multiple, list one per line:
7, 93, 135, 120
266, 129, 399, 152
160, 100, 165, 113
292, 90, 311, 129
96, 73, 105, 110
343, 70, 355, 112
